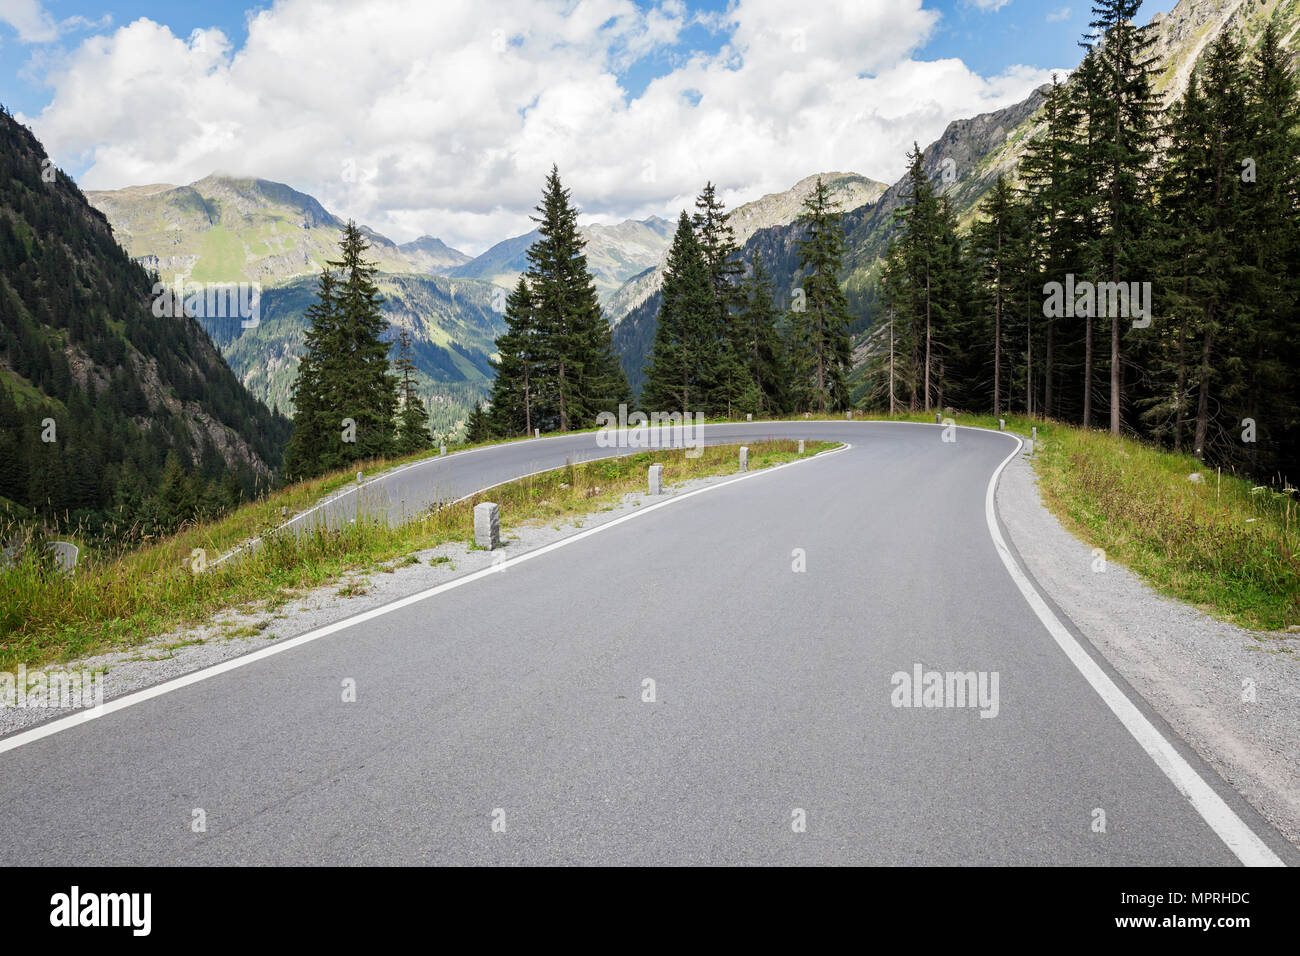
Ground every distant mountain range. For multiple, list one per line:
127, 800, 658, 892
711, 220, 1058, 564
86, 177, 681, 430
80, 0, 1299, 419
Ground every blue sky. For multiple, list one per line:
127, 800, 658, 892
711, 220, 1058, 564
0, 0, 1180, 251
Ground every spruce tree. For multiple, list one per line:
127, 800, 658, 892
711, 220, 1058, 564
525, 166, 629, 431
1021, 74, 1087, 418
643, 211, 717, 413
970, 175, 1031, 417
737, 253, 789, 415
489, 276, 539, 436
284, 268, 339, 481
326, 221, 398, 468
791, 176, 853, 412
1079, 0, 1162, 435
465, 400, 492, 443
693, 182, 753, 416
394, 329, 432, 454
1150, 34, 1253, 462
885, 146, 957, 411
1242, 18, 1300, 478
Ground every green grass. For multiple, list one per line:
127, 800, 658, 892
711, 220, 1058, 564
0, 439, 832, 670
1029, 421, 1299, 633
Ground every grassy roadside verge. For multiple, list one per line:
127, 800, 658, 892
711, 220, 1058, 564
0, 439, 833, 670
1028, 421, 1298, 634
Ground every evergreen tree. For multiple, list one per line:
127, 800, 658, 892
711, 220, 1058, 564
525, 166, 629, 431
283, 268, 338, 481
327, 220, 398, 466
465, 400, 492, 443
693, 182, 753, 416
394, 328, 432, 454
790, 176, 853, 412
1021, 74, 1087, 419
1078, 0, 1163, 435
884, 147, 962, 411
489, 276, 540, 436
736, 253, 789, 414
970, 175, 1031, 417
1242, 18, 1300, 477
1147, 32, 1270, 464
643, 212, 718, 413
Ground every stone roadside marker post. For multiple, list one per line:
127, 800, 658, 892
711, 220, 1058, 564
935, 413, 942, 424
440, 444, 446, 456
48, 541, 78, 575
474, 502, 500, 550
798, 439, 804, 454
648, 464, 663, 495
999, 419, 1006, 431
739, 446, 749, 472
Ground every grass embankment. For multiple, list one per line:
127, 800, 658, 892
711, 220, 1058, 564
1029, 422, 1298, 634
0, 439, 831, 670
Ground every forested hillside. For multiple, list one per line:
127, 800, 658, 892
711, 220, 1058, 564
0, 107, 290, 545
866, 11, 1300, 482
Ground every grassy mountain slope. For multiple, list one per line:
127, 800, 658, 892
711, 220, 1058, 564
88, 175, 504, 434
87, 174, 417, 285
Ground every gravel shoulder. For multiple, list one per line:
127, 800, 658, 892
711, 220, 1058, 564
0, 471, 743, 739
997, 450, 1300, 848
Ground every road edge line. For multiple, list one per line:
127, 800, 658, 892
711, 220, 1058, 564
982, 434, 1284, 867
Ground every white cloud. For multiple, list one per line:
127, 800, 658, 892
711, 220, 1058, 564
1047, 7, 1071, 22
22, 0, 1059, 254
966, 0, 1012, 11
1, 0, 57, 42
1, 0, 110, 43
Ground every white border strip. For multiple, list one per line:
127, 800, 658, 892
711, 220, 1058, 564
981, 433, 1284, 867
0, 442, 850, 756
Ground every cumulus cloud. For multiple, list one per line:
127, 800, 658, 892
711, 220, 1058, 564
21, 0, 1060, 253
1, 0, 110, 43
2, 0, 58, 42
1047, 7, 1072, 22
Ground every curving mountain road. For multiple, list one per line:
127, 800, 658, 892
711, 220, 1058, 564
0, 422, 1292, 865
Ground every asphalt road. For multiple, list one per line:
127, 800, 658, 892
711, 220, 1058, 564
1, 422, 1293, 864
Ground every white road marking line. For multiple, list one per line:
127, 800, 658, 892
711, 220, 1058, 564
981, 433, 1285, 867
0, 443, 850, 756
